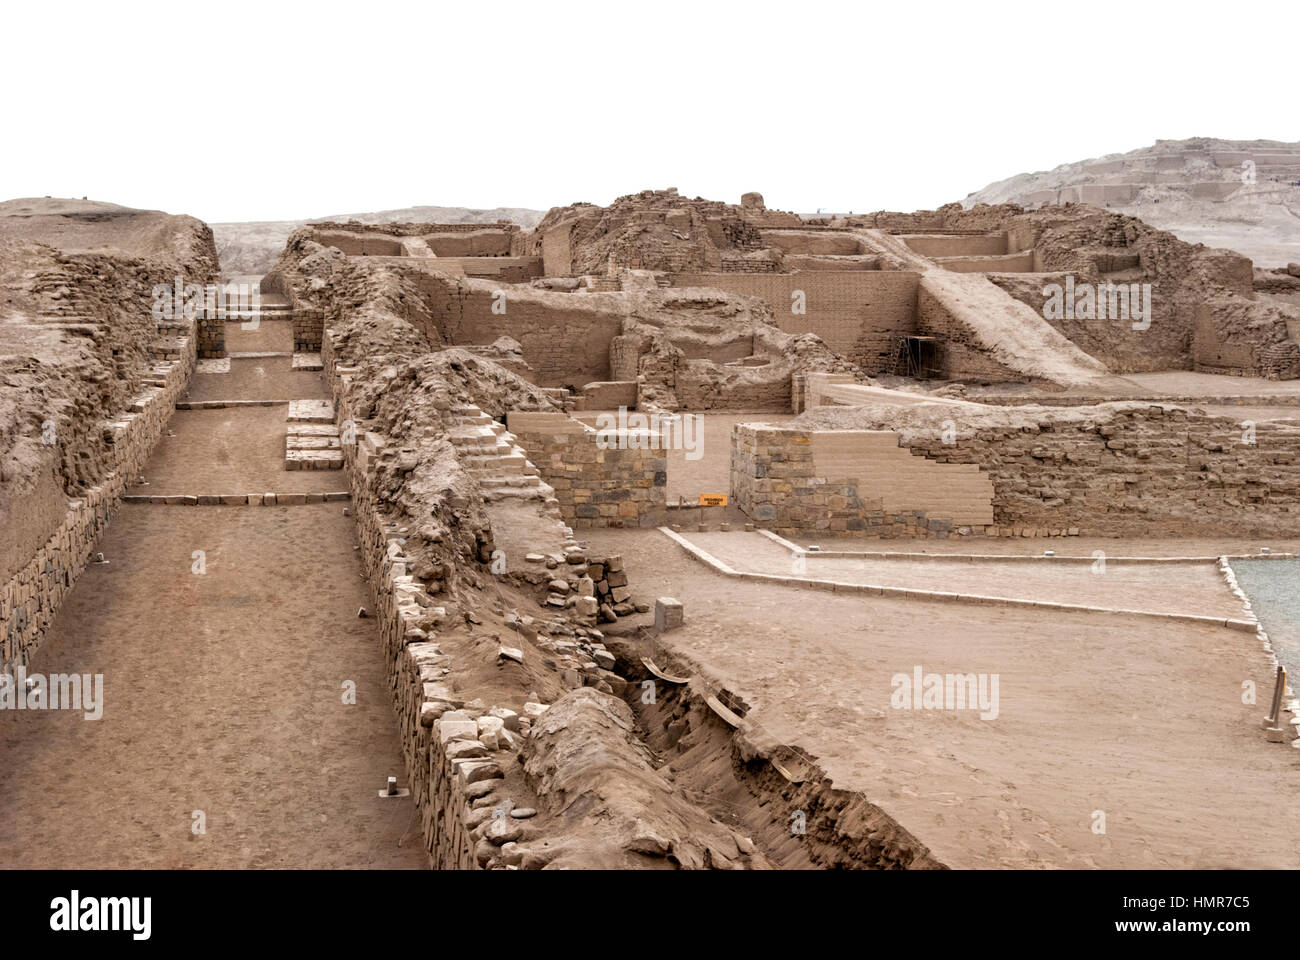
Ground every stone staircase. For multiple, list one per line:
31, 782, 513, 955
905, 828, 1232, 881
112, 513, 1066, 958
285, 400, 343, 470
447, 405, 560, 513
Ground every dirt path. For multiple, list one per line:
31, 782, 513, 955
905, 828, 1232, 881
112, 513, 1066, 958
0, 319, 425, 868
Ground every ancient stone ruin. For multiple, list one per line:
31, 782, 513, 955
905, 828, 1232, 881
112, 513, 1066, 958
3, 187, 1299, 875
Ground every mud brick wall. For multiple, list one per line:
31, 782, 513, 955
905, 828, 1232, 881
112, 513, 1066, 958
897, 404, 1300, 537
674, 361, 793, 410
576, 380, 637, 410
730, 423, 991, 539
935, 251, 1036, 273
413, 274, 624, 387
669, 271, 920, 371
507, 412, 667, 528
609, 335, 643, 381
324, 336, 480, 870
1192, 307, 1257, 377
2, 325, 197, 674
720, 258, 781, 273
902, 234, 1009, 258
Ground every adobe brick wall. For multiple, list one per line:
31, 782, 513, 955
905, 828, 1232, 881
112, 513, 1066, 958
540, 224, 572, 276
668, 271, 920, 371
934, 250, 1036, 273
575, 381, 637, 410
413, 275, 623, 387
902, 234, 1009, 258
730, 423, 994, 538
507, 412, 667, 528
990, 272, 1191, 373
2, 323, 197, 674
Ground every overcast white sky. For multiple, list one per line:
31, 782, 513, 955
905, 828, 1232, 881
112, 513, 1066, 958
5, 0, 1297, 224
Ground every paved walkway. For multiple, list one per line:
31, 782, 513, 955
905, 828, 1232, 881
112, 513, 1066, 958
679, 530, 1245, 618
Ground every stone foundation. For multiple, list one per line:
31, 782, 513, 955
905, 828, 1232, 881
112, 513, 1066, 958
507, 412, 667, 528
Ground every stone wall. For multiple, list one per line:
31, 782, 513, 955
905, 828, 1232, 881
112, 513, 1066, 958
322, 334, 483, 868
507, 412, 667, 528
895, 404, 1300, 537
730, 423, 995, 538
795, 401, 1300, 538
2, 320, 196, 673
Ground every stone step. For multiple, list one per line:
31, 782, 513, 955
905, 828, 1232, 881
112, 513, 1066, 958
284, 448, 344, 470
287, 399, 335, 422
478, 474, 543, 489
286, 436, 341, 451
463, 453, 527, 474
287, 423, 340, 437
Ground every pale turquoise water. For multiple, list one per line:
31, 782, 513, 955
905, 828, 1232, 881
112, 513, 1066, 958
1231, 558, 1300, 682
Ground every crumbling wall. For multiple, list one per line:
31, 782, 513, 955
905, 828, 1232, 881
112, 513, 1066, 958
950, 203, 1300, 378
794, 400, 1300, 537
1, 209, 216, 670
987, 272, 1192, 373
668, 272, 919, 371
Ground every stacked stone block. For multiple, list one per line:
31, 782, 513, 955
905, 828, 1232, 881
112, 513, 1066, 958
507, 412, 667, 528
730, 423, 991, 540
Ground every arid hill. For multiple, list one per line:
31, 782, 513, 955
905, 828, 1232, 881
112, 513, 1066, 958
963, 138, 1300, 268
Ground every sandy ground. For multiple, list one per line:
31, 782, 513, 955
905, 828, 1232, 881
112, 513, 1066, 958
0, 304, 423, 868
224, 318, 293, 353
585, 527, 1300, 869
185, 357, 330, 403
685, 530, 1245, 618
130, 407, 345, 495
0, 504, 423, 868
1121, 371, 1300, 397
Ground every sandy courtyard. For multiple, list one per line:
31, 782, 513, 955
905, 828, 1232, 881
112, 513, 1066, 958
584, 527, 1300, 869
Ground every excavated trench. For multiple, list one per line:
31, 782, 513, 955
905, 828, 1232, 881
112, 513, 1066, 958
599, 625, 944, 870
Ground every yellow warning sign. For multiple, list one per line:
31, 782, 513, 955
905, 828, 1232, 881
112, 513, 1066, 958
699, 493, 728, 507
